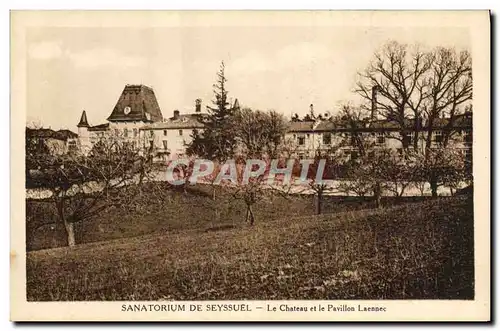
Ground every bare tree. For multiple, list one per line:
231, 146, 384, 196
26, 135, 156, 247
233, 108, 288, 159
355, 41, 472, 196
355, 41, 433, 149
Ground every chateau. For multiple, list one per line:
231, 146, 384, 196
76, 84, 473, 162
77, 84, 207, 160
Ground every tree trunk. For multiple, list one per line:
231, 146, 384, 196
64, 220, 76, 247
138, 168, 145, 186
374, 183, 382, 209
212, 186, 217, 201
430, 177, 438, 198
315, 191, 323, 215
248, 205, 255, 226
55, 193, 76, 247
245, 204, 255, 226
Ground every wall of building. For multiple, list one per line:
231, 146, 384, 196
285, 128, 472, 160
141, 127, 198, 160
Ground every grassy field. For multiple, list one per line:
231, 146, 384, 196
26, 183, 427, 251
26, 189, 474, 301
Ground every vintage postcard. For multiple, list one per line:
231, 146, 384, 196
11, 10, 490, 321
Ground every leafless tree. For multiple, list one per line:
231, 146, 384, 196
355, 41, 472, 196
26, 135, 156, 247
233, 108, 288, 159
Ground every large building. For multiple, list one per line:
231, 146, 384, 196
286, 112, 473, 162
77, 84, 472, 163
77, 84, 164, 153
76, 84, 212, 160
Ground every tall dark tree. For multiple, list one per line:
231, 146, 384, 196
186, 61, 238, 201
187, 61, 238, 162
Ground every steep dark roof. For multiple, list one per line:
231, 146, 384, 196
287, 121, 317, 132
107, 84, 163, 122
287, 113, 472, 133
431, 112, 472, 129
56, 129, 79, 139
143, 114, 205, 130
88, 123, 110, 132
233, 98, 240, 110
77, 110, 89, 127
26, 128, 78, 141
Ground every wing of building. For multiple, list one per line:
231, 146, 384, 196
76, 84, 472, 163
77, 84, 205, 160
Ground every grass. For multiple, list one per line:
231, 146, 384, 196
26, 183, 428, 251
26, 191, 474, 301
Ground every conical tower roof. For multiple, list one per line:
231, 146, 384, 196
233, 98, 240, 111
77, 110, 89, 127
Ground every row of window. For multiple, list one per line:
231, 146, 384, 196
294, 131, 470, 146
111, 128, 187, 138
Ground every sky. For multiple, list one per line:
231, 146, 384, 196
26, 25, 470, 131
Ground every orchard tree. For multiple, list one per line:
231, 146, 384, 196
26, 136, 156, 247
414, 147, 470, 197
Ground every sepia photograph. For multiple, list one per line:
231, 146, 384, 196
10, 10, 490, 321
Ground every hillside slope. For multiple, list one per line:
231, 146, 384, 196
27, 196, 474, 301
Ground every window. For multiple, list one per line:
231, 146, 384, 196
402, 132, 413, 146
376, 132, 385, 145
323, 133, 332, 145
123, 128, 128, 138
464, 130, 472, 144
163, 130, 167, 136
162, 140, 168, 149
298, 136, 305, 146
133, 128, 138, 137
433, 130, 443, 144
465, 149, 472, 164
150, 130, 154, 137
307, 133, 310, 138
179, 129, 183, 136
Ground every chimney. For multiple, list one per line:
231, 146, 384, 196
309, 104, 314, 116
195, 99, 201, 113
371, 86, 378, 120
173, 110, 180, 120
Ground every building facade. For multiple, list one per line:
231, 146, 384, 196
76, 84, 472, 163
286, 112, 473, 163
76, 84, 207, 160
